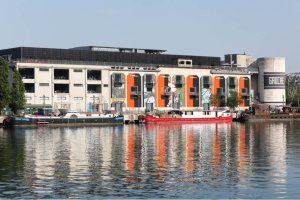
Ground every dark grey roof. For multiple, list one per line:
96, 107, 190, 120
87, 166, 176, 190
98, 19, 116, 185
0, 46, 220, 67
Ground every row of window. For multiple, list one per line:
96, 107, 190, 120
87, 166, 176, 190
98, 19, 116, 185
25, 96, 89, 101
19, 68, 102, 81
24, 83, 101, 94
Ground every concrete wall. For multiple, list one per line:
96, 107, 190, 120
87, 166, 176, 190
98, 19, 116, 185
257, 57, 286, 105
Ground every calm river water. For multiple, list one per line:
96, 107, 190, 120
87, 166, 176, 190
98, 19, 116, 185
0, 121, 300, 199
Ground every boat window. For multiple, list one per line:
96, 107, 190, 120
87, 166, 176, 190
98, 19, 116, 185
185, 111, 193, 115
203, 111, 210, 115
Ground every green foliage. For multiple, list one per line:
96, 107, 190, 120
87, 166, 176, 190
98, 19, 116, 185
9, 69, 26, 114
0, 57, 10, 114
227, 90, 242, 110
210, 93, 220, 107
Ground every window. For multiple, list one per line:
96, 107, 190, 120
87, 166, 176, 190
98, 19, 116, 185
74, 84, 83, 87
39, 83, 49, 86
190, 87, 196, 93
203, 76, 210, 88
39, 96, 49, 100
217, 87, 224, 96
56, 96, 67, 100
24, 83, 35, 93
130, 86, 140, 96
87, 70, 101, 80
113, 73, 124, 87
19, 68, 34, 79
145, 74, 154, 88
178, 59, 192, 67
39, 68, 49, 71
228, 77, 236, 89
54, 69, 69, 80
242, 88, 248, 94
54, 84, 69, 93
87, 84, 101, 93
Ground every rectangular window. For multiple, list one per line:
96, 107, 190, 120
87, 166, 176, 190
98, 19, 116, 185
242, 88, 248, 94
57, 96, 66, 100
73, 84, 83, 87
39, 96, 49, 100
24, 83, 35, 93
74, 97, 83, 100
203, 76, 210, 88
87, 84, 101, 93
190, 87, 196, 93
54, 69, 69, 80
217, 87, 224, 96
39, 83, 49, 86
73, 69, 83, 72
228, 77, 236, 89
87, 70, 101, 80
39, 68, 49, 71
113, 73, 124, 87
19, 68, 35, 79
54, 84, 69, 93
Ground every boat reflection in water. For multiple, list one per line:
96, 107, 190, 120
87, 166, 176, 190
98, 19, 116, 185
0, 121, 294, 199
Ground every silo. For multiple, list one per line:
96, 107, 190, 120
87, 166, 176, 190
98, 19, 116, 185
257, 57, 285, 105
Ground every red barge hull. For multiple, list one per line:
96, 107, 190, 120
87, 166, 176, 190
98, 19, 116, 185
143, 116, 232, 123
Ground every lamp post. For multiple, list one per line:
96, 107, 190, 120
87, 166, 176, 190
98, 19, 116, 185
282, 95, 285, 106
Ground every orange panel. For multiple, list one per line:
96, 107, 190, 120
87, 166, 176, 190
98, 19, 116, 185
239, 77, 245, 107
127, 74, 134, 108
187, 76, 194, 107
157, 75, 165, 107
213, 76, 220, 96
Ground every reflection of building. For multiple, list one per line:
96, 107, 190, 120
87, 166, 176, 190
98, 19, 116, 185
0, 46, 286, 112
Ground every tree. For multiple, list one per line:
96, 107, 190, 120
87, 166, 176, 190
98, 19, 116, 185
9, 69, 26, 114
210, 93, 220, 107
227, 90, 242, 110
0, 57, 10, 115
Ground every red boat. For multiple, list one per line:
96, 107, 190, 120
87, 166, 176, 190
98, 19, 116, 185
140, 110, 232, 123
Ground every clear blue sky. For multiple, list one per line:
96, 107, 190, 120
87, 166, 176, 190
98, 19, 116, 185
0, 0, 299, 72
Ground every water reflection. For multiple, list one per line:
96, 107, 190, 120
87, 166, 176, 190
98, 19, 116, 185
0, 121, 298, 198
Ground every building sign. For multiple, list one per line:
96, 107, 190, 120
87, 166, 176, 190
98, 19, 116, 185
264, 72, 285, 89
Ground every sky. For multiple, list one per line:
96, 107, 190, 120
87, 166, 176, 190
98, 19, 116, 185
0, 0, 299, 73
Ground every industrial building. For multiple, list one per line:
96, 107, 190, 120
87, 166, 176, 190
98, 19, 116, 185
0, 46, 286, 113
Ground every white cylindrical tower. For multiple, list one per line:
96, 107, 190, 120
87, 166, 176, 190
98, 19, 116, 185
257, 57, 285, 105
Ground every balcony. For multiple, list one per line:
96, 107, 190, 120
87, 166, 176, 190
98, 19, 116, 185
54, 69, 69, 80
87, 70, 101, 80
19, 68, 35, 79
87, 84, 101, 94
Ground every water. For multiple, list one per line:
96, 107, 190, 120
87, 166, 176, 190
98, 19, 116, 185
0, 121, 300, 199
